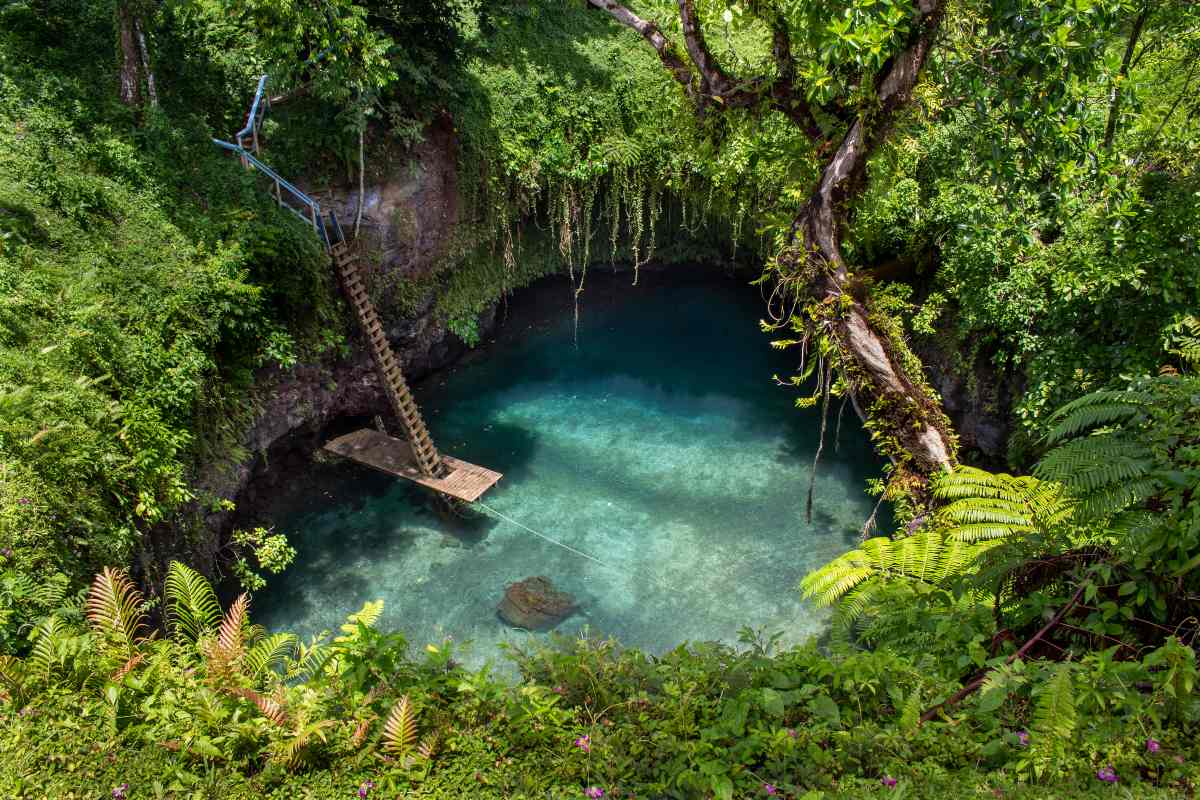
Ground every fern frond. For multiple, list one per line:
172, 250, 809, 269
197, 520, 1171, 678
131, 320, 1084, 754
937, 467, 1072, 540
801, 531, 986, 624
85, 568, 146, 652
111, 652, 145, 682
235, 687, 288, 727
1170, 315, 1200, 367
416, 732, 439, 761
335, 600, 384, 644
244, 633, 298, 682
1030, 664, 1077, 771
381, 695, 418, 757
164, 561, 222, 643
1043, 390, 1151, 443
218, 593, 250, 656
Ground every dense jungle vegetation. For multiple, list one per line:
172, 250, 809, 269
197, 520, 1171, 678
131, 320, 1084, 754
1, 0, 1199, 797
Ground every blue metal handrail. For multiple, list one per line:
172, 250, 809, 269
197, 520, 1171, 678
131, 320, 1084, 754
235, 74, 269, 151
215, 59, 349, 251
214, 138, 330, 247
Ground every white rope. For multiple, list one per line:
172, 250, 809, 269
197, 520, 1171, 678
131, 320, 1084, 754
474, 501, 621, 573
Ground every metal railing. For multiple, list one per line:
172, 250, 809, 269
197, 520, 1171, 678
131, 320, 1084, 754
211, 138, 331, 246
214, 73, 347, 250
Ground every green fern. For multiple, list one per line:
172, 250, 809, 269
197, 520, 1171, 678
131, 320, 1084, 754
1168, 314, 1200, 368
935, 467, 1074, 542
244, 633, 298, 682
1043, 389, 1149, 443
1028, 664, 1077, 778
164, 561, 222, 644
801, 531, 984, 619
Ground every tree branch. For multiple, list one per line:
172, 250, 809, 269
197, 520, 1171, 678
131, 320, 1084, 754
586, 0, 693, 90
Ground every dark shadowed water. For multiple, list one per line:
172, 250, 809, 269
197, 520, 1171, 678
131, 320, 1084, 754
255, 272, 885, 672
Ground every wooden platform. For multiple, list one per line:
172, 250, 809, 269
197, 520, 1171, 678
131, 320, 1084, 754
323, 428, 502, 502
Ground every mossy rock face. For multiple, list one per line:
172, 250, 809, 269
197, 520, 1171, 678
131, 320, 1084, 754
497, 575, 576, 630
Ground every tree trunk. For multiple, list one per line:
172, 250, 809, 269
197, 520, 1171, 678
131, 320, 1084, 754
585, 0, 957, 477
1103, 3, 1152, 151
135, 19, 158, 108
117, 2, 142, 107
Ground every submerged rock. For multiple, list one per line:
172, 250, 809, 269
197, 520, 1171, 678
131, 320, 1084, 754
497, 576, 576, 630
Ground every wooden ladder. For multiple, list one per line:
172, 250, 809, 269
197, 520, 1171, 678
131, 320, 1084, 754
331, 242, 443, 477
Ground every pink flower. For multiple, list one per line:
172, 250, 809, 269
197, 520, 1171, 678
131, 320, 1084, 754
763, 784, 778, 795
553, 685, 567, 695
585, 789, 604, 799
1096, 766, 1118, 783
881, 776, 898, 788
786, 728, 797, 738
574, 734, 591, 753
1146, 738, 1161, 753
112, 785, 129, 800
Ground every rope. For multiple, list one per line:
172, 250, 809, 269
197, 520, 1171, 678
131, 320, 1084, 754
474, 501, 620, 574
473, 501, 810, 634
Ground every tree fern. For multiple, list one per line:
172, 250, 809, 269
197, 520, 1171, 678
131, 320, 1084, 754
801, 531, 984, 620
1043, 389, 1149, 443
85, 567, 146, 654
935, 467, 1073, 541
164, 561, 222, 643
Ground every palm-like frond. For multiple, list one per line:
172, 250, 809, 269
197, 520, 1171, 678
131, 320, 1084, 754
85, 567, 146, 652
164, 561, 222, 643
381, 695, 418, 758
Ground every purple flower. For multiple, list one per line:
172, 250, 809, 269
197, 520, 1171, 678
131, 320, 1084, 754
17, 498, 29, 506
357, 780, 374, 798
585, 789, 604, 799
553, 685, 567, 695
1096, 766, 1118, 783
0, 548, 11, 559
112, 785, 129, 800
881, 776, 898, 788
1016, 730, 1029, 746
574, 734, 591, 753
763, 784, 778, 795
1146, 738, 1161, 753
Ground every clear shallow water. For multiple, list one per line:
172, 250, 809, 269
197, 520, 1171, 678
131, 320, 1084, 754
256, 273, 885, 672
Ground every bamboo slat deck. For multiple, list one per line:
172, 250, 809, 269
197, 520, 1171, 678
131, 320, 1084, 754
324, 429, 502, 502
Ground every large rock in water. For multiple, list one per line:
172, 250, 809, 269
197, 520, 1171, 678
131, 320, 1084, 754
497, 576, 576, 631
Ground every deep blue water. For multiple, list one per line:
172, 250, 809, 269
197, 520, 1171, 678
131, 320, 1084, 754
256, 273, 884, 671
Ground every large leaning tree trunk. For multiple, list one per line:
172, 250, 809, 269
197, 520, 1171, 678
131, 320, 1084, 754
587, 0, 956, 482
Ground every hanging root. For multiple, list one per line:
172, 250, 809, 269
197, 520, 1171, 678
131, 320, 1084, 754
806, 359, 833, 524
861, 493, 885, 540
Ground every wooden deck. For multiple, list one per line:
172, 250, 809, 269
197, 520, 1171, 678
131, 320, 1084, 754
323, 428, 502, 502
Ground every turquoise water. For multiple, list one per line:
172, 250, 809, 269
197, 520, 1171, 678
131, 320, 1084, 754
255, 274, 884, 671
